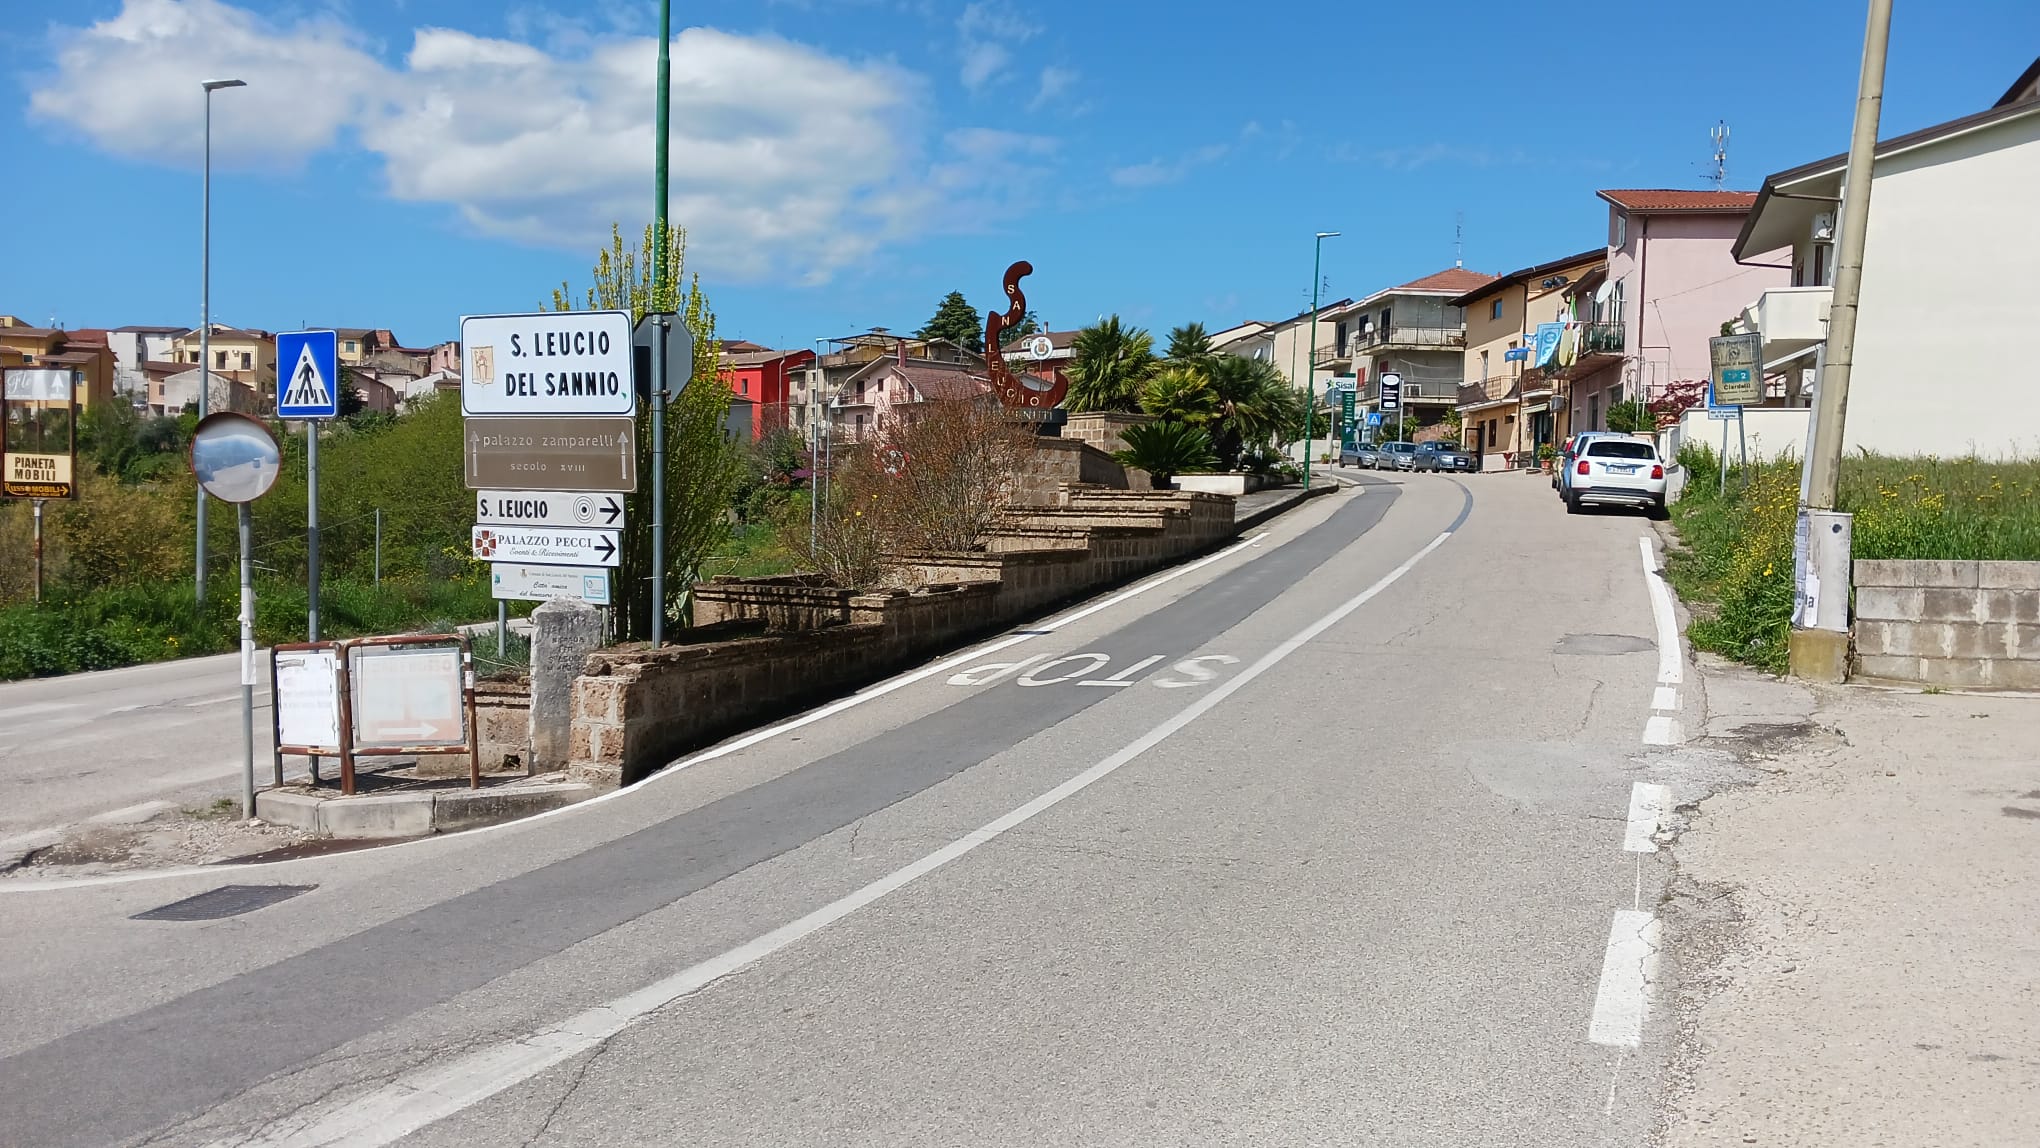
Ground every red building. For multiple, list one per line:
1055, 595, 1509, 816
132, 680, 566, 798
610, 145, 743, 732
720, 348, 813, 439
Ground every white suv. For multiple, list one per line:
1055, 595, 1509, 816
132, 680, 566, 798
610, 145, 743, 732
1566, 437, 1667, 517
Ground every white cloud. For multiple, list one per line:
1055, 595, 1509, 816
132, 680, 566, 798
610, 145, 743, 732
1029, 64, 1076, 110
1109, 143, 1229, 188
27, 0, 1059, 284
955, 1, 1036, 92
27, 0, 383, 166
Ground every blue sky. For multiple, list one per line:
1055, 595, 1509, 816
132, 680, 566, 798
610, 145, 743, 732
4, 0, 2037, 351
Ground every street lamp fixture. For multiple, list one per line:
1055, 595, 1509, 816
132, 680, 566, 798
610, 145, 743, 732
195, 77, 246, 605
1302, 231, 1341, 490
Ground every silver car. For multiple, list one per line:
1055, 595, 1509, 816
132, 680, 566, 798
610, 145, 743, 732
1375, 441, 1419, 471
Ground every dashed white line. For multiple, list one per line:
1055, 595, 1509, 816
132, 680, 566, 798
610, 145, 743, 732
1638, 537, 1683, 688
1623, 782, 1673, 853
207, 527, 1460, 1148
1587, 909, 1662, 1048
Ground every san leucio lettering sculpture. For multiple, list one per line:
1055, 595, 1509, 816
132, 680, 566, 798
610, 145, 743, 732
983, 261, 1069, 411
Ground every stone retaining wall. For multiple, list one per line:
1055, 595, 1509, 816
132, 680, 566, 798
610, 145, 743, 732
569, 487, 1237, 788
1853, 560, 2040, 688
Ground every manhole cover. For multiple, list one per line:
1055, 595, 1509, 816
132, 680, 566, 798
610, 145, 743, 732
1554, 633, 1655, 656
131, 884, 316, 922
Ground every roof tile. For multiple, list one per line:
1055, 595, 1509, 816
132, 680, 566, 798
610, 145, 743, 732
1597, 189, 1759, 213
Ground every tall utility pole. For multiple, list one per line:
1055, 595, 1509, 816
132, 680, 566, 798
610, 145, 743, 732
1791, 0, 1891, 684
1805, 0, 1891, 511
196, 78, 245, 605
1300, 231, 1340, 491
648, 0, 673, 648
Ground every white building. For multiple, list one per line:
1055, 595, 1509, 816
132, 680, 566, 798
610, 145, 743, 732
1732, 60, 2040, 458
107, 325, 184, 400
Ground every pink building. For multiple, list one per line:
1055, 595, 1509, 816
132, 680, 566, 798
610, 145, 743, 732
1564, 190, 1789, 433
428, 340, 461, 377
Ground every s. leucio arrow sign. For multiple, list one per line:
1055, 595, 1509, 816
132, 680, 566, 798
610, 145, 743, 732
474, 490, 625, 530
471, 525, 620, 567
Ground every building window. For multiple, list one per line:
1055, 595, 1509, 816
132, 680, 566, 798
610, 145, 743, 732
1614, 212, 1628, 248
1334, 320, 1348, 354
1811, 243, 1832, 287
216, 351, 228, 369
1489, 299, 1504, 321
345, 341, 357, 353
1480, 349, 1489, 382
1378, 307, 1392, 333
240, 352, 252, 369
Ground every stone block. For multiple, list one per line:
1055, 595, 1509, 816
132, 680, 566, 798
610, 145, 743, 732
1979, 562, 2040, 590
1914, 657, 1995, 689
1852, 653, 1924, 683
1919, 588, 1983, 622
1789, 627, 1850, 682
1852, 586, 1922, 622
254, 789, 322, 833
531, 599, 605, 771
1853, 559, 1979, 589
319, 792, 435, 839
2012, 625, 2040, 660
431, 782, 591, 833
1852, 620, 1899, 657
1987, 659, 2040, 690
1980, 590, 2040, 624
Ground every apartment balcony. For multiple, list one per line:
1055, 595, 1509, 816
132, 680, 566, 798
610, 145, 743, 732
1312, 340, 1354, 371
1359, 378, 1462, 406
1355, 325, 1465, 353
1739, 286, 1832, 365
1579, 321, 1625, 355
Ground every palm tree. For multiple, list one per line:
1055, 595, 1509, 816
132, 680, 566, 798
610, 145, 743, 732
1139, 365, 1217, 425
1066, 316, 1156, 413
1164, 322, 1214, 366
1113, 421, 1218, 488
1205, 355, 1300, 468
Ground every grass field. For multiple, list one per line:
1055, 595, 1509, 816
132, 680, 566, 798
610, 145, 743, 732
1665, 448, 2040, 673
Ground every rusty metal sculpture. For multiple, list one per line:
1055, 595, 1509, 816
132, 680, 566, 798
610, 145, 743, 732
984, 260, 1069, 410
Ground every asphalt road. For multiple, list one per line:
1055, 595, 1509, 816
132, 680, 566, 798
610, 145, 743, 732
0, 652, 275, 840
0, 472, 1725, 1147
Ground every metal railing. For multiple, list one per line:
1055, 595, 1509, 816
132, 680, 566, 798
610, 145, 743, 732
1580, 321, 1625, 355
1356, 325, 1464, 351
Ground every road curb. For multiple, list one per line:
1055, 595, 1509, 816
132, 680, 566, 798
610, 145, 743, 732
1234, 482, 1337, 534
255, 781, 593, 839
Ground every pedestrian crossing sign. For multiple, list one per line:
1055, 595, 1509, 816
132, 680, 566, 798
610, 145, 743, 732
276, 330, 340, 419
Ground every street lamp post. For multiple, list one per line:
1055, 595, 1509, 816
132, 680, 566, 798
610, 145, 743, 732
1301, 231, 1340, 491
196, 78, 245, 606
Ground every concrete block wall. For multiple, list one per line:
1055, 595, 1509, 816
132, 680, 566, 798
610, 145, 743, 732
574, 487, 1242, 787
1853, 560, 2040, 688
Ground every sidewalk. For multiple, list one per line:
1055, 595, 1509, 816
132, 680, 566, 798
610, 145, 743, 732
1660, 664, 2040, 1145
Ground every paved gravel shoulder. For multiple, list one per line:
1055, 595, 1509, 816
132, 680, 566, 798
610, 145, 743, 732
1658, 669, 2040, 1146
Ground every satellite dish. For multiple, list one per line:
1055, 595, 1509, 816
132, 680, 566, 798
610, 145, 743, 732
1594, 281, 1615, 305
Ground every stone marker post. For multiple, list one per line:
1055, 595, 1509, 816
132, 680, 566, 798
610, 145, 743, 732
530, 598, 605, 772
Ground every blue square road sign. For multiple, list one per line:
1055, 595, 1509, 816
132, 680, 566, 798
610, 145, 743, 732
276, 330, 340, 420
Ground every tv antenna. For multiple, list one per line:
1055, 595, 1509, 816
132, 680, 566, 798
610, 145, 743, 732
1454, 211, 1464, 268
1708, 121, 1730, 189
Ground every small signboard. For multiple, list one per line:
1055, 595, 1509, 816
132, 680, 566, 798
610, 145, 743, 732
350, 643, 468, 749
1709, 332, 1764, 407
461, 311, 636, 417
276, 330, 340, 420
1378, 371, 1403, 413
274, 648, 342, 751
491, 562, 613, 605
471, 524, 620, 566
3, 367, 78, 499
631, 312, 695, 401
463, 415, 637, 493
475, 490, 624, 530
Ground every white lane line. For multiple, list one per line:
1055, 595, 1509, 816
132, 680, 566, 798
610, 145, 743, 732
1650, 686, 1677, 712
4, 533, 1282, 895
1623, 782, 1672, 853
1638, 537, 1683, 687
1642, 715, 1681, 746
1587, 909, 1661, 1048
212, 528, 1458, 1148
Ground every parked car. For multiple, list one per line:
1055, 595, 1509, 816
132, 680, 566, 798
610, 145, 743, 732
1555, 431, 1627, 497
1566, 437, 1668, 516
1339, 441, 1377, 468
1376, 441, 1419, 471
1413, 440, 1477, 473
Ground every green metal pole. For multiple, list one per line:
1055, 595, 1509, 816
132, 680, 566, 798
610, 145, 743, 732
650, 0, 671, 646
653, 0, 671, 296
